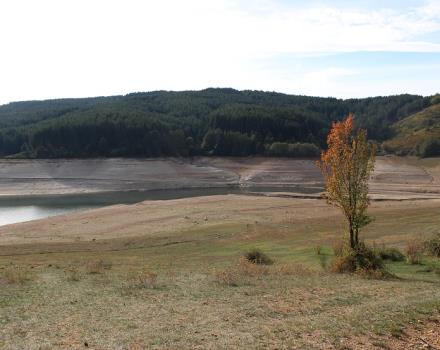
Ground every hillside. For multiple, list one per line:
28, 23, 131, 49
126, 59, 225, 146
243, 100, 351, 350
383, 101, 440, 156
0, 89, 434, 158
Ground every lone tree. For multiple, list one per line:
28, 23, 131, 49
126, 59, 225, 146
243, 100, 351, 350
318, 114, 376, 250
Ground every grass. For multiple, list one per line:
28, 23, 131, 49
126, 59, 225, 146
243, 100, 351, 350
0, 265, 33, 285
0, 198, 440, 348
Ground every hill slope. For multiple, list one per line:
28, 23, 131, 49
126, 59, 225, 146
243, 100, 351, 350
383, 101, 440, 156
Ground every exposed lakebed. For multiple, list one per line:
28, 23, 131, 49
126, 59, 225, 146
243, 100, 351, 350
0, 156, 439, 226
0, 186, 321, 226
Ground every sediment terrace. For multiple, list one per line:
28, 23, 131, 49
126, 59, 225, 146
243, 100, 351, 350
1, 156, 440, 198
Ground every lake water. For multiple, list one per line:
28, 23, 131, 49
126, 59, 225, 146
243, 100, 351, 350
0, 186, 320, 226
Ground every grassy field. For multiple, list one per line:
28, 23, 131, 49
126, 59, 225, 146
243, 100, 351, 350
1, 196, 440, 349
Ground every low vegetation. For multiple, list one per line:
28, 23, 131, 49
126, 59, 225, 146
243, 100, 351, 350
125, 268, 158, 290
243, 248, 273, 265
215, 257, 270, 286
85, 259, 112, 274
406, 240, 424, 265
329, 243, 388, 277
424, 232, 440, 258
0, 265, 33, 285
374, 245, 406, 262
64, 266, 82, 282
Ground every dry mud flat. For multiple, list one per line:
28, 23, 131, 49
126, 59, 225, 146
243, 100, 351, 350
1, 156, 440, 198
0, 158, 239, 196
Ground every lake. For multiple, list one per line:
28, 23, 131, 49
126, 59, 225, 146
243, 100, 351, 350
0, 186, 320, 226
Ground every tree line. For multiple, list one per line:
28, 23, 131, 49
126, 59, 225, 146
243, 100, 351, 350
0, 88, 433, 158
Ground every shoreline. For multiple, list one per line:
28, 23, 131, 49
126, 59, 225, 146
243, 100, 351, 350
1, 192, 440, 248
0, 156, 440, 198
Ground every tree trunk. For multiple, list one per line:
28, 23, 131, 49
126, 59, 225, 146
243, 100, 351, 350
354, 228, 359, 248
349, 221, 355, 249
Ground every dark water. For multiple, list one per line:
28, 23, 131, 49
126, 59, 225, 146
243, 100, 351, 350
0, 186, 320, 226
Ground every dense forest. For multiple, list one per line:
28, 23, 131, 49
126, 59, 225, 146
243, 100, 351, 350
0, 88, 437, 158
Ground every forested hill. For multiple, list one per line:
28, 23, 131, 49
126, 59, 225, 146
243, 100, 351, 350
0, 88, 437, 158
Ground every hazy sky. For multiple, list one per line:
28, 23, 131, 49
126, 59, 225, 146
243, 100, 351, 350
0, 0, 439, 104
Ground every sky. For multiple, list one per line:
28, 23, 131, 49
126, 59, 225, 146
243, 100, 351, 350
0, 0, 439, 104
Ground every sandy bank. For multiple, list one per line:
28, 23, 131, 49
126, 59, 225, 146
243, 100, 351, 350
1, 193, 440, 249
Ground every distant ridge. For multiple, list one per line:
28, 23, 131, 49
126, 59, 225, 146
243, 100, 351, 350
0, 88, 438, 158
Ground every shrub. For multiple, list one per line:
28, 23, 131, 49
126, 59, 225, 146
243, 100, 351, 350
424, 233, 440, 258
315, 245, 322, 255
375, 246, 405, 262
405, 240, 423, 264
244, 249, 273, 265
330, 243, 387, 278
127, 269, 158, 289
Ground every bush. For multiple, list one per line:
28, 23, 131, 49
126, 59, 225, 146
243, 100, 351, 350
330, 243, 386, 277
405, 240, 423, 264
244, 249, 273, 265
424, 233, 440, 258
375, 246, 405, 262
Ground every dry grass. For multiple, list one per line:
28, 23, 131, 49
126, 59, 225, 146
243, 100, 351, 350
125, 268, 158, 289
276, 263, 318, 276
215, 257, 269, 286
1, 196, 440, 348
332, 239, 345, 257
64, 266, 82, 281
0, 265, 33, 284
406, 240, 424, 265
85, 259, 112, 274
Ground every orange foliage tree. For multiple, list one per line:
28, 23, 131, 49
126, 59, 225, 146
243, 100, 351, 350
318, 114, 376, 250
